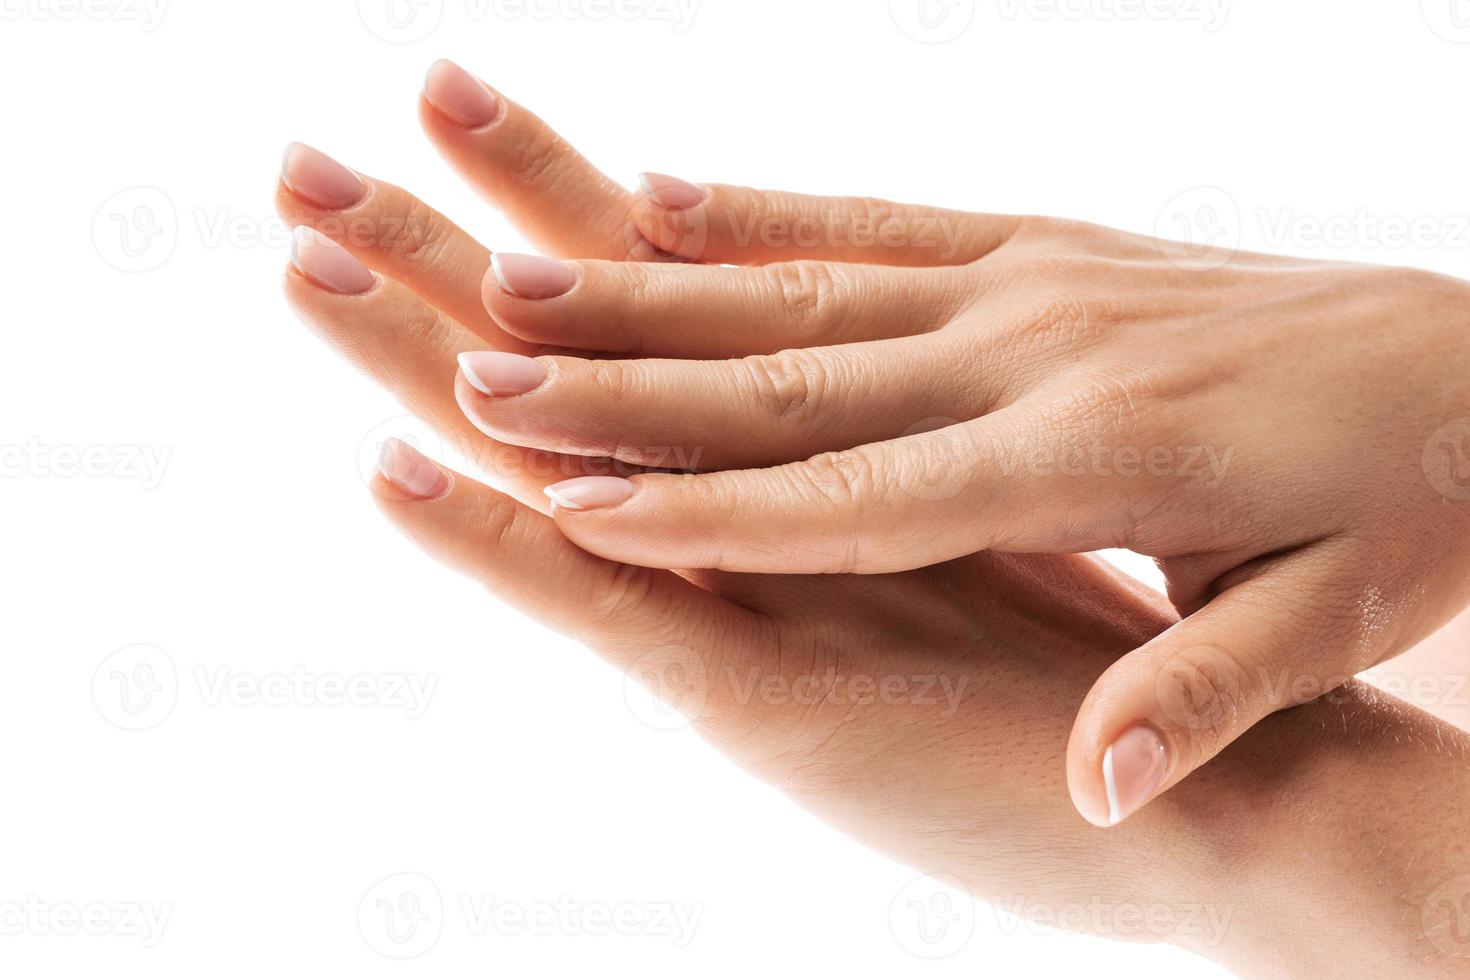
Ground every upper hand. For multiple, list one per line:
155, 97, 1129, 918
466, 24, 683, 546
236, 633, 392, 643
275, 60, 1470, 830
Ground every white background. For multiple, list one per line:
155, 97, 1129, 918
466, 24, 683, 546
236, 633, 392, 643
2, 0, 1467, 976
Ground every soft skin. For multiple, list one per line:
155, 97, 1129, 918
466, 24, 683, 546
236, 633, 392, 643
373, 436, 1470, 980
466, 195, 1470, 829
279, 60, 1470, 974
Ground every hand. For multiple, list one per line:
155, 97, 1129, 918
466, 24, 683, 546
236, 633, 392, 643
456, 131, 1470, 829
369, 435, 1470, 979
277, 62, 1470, 974
276, 60, 1470, 833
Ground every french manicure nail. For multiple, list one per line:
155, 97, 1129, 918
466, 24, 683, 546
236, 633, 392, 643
457, 351, 547, 397
490, 253, 577, 300
280, 142, 366, 210
290, 227, 375, 295
544, 476, 636, 511
377, 438, 451, 500
638, 172, 707, 209
1102, 724, 1169, 825
423, 59, 501, 128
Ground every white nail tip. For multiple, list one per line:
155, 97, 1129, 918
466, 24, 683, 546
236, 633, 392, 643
1102, 744, 1121, 826
488, 252, 511, 294
457, 353, 496, 396
289, 225, 327, 265
542, 486, 583, 510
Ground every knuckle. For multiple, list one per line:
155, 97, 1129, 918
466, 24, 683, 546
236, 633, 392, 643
580, 562, 659, 636
477, 496, 527, 557
1038, 367, 1158, 443
740, 348, 833, 423
507, 128, 569, 189
370, 186, 456, 268
396, 300, 456, 356
790, 448, 879, 510
583, 358, 640, 405
609, 261, 657, 308
765, 261, 840, 331
399, 209, 455, 268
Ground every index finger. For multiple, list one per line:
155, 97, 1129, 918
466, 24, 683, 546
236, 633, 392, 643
419, 59, 654, 261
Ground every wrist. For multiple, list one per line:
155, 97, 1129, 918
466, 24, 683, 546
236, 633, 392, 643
1162, 683, 1470, 976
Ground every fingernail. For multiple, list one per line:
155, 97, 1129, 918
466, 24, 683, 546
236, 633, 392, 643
423, 59, 501, 128
638, 172, 707, 210
377, 438, 450, 500
457, 351, 547, 397
280, 142, 366, 210
290, 227, 375, 295
490, 252, 577, 300
1102, 724, 1169, 825
544, 476, 636, 511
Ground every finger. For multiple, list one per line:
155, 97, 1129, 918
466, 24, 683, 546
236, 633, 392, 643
535, 404, 1124, 574
481, 254, 974, 357
372, 439, 762, 676
1065, 545, 1389, 827
454, 334, 992, 470
276, 141, 521, 350
283, 228, 628, 512
418, 60, 651, 261
631, 173, 1023, 267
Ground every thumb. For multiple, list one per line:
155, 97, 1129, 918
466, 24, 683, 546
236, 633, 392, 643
1065, 550, 1374, 827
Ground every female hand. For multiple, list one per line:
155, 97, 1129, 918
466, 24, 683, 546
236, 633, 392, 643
277, 64, 1470, 975
366, 434, 1470, 978
275, 61, 1470, 831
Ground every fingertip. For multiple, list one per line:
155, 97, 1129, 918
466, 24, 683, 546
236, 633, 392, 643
289, 226, 377, 296
637, 172, 709, 210
422, 58, 502, 130
374, 437, 453, 502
